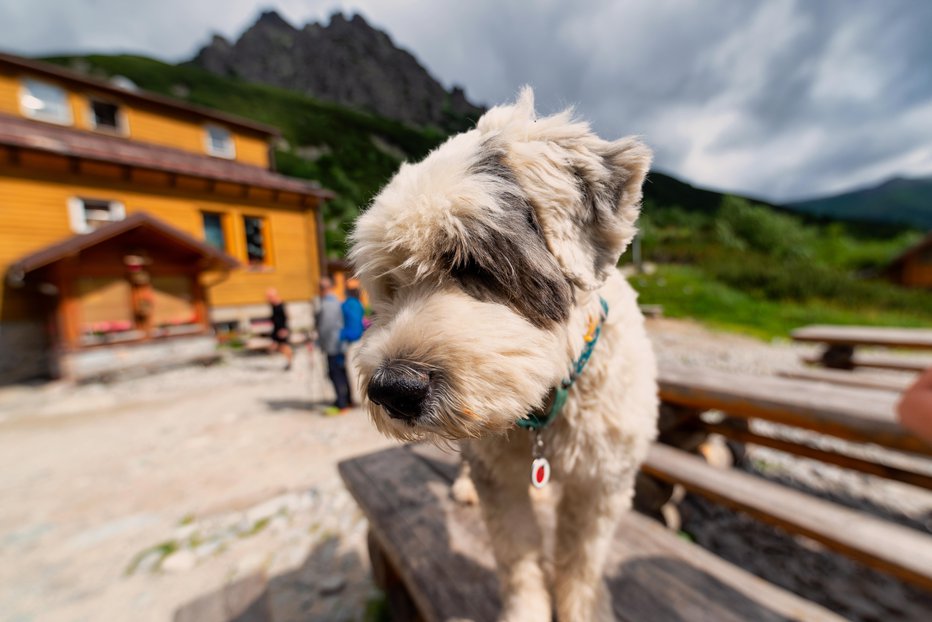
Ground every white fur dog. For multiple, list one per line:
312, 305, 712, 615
350, 88, 658, 622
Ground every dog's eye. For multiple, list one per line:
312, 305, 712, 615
451, 257, 491, 282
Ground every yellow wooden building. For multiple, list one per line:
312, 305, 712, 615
0, 52, 332, 383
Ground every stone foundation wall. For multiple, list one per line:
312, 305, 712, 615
59, 335, 219, 382
0, 321, 51, 384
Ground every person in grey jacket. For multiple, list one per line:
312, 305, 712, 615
315, 277, 350, 413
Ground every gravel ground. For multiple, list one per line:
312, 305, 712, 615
0, 318, 929, 621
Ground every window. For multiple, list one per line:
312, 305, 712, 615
89, 99, 126, 134
243, 216, 269, 267
202, 212, 227, 251
20, 78, 72, 125
67, 197, 126, 233
205, 124, 235, 158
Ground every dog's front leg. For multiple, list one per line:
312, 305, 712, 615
553, 468, 635, 621
467, 449, 551, 622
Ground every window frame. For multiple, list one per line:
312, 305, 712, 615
86, 96, 129, 135
67, 197, 126, 234
204, 124, 236, 159
19, 77, 73, 126
242, 214, 273, 269
201, 211, 230, 252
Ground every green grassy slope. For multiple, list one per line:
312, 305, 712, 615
633, 196, 930, 338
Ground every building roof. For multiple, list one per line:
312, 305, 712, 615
8, 211, 240, 282
0, 52, 279, 137
0, 112, 334, 199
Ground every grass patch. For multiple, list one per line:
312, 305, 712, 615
241, 516, 271, 538
125, 539, 179, 575
631, 265, 932, 340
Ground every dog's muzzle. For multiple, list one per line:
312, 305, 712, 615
367, 360, 432, 422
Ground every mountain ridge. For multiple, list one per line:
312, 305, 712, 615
785, 175, 932, 230
189, 10, 484, 132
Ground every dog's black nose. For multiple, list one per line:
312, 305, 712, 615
367, 361, 431, 421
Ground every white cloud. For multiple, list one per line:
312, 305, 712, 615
1, 0, 930, 202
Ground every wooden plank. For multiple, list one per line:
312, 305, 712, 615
778, 368, 915, 392
702, 421, 932, 490
801, 352, 932, 373
791, 325, 932, 350
657, 365, 932, 456
643, 443, 932, 590
338, 446, 500, 622
340, 445, 846, 622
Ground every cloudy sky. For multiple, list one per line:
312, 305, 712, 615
2, 0, 931, 202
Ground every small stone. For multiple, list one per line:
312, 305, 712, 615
161, 550, 196, 572
318, 576, 346, 596
133, 550, 163, 574
193, 540, 222, 559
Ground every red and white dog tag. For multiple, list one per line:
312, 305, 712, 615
531, 457, 551, 488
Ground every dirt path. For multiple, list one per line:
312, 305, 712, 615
0, 349, 394, 622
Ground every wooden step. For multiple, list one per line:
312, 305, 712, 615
643, 443, 932, 590
339, 444, 847, 622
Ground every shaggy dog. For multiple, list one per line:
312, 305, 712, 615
350, 88, 658, 622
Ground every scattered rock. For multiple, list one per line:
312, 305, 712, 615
318, 575, 346, 596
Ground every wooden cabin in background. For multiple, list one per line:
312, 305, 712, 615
885, 232, 932, 289
0, 52, 332, 383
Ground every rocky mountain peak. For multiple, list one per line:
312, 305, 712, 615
190, 10, 483, 130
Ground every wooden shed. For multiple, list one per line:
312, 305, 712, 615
7, 212, 239, 380
885, 233, 932, 289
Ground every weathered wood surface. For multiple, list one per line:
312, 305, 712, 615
792, 325, 932, 350
657, 365, 932, 456
644, 444, 932, 591
702, 420, 932, 490
778, 367, 915, 392
339, 444, 847, 622
801, 352, 932, 373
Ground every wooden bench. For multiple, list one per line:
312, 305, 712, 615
339, 444, 847, 622
643, 444, 932, 591
655, 365, 932, 589
778, 367, 915, 392
791, 325, 932, 372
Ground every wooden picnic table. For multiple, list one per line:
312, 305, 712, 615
791, 325, 932, 371
791, 325, 932, 350
658, 365, 927, 455
657, 365, 932, 490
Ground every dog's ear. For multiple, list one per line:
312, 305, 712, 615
538, 136, 652, 291
476, 88, 651, 290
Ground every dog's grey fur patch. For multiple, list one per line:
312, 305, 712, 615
448, 148, 573, 328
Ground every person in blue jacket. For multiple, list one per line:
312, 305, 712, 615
340, 281, 366, 344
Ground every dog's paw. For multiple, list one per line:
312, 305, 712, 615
451, 473, 479, 505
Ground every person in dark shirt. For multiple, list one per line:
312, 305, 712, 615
266, 288, 293, 371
